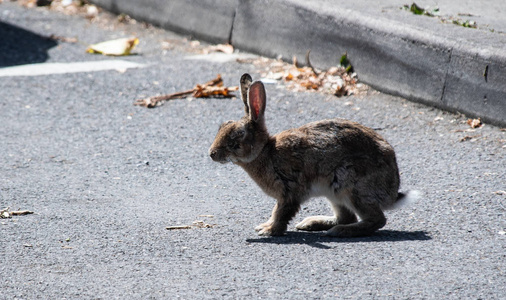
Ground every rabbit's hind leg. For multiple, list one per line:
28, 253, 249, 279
296, 196, 358, 231
325, 194, 386, 237
295, 215, 337, 231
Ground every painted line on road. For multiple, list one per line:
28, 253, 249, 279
184, 52, 258, 63
0, 60, 146, 77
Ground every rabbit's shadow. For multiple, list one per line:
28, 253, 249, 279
246, 230, 431, 249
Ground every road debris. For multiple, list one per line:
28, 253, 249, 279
240, 51, 365, 97
467, 118, 482, 128
166, 220, 215, 230
403, 3, 439, 17
459, 135, 481, 142
134, 74, 238, 108
402, 3, 478, 29
166, 225, 193, 230
20, 0, 100, 19
86, 37, 139, 56
47, 34, 78, 43
202, 43, 234, 54
0, 207, 34, 218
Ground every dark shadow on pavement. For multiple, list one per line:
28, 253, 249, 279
0, 21, 57, 67
246, 230, 431, 249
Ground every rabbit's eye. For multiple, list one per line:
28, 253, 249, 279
230, 130, 245, 140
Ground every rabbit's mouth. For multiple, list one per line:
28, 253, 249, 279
218, 158, 232, 164
209, 148, 233, 164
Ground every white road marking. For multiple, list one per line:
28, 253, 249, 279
184, 52, 257, 63
0, 60, 146, 77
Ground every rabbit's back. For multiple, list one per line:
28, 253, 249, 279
268, 118, 400, 202
274, 118, 395, 163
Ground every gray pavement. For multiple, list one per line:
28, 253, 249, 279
89, 0, 506, 127
1, 2, 505, 299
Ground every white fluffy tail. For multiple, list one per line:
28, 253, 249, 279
386, 190, 421, 210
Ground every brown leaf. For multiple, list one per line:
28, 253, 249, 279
135, 74, 238, 108
467, 118, 482, 128
335, 85, 347, 97
193, 85, 238, 98
203, 44, 234, 54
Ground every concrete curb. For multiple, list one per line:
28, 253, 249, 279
88, 0, 236, 43
89, 0, 506, 126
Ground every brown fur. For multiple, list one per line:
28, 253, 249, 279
209, 73, 408, 237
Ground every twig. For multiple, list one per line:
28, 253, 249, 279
134, 74, 238, 108
305, 50, 320, 76
166, 225, 193, 230
11, 210, 34, 216
134, 89, 194, 108
0, 207, 34, 218
166, 220, 215, 230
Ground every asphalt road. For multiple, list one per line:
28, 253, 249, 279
1, 3, 505, 299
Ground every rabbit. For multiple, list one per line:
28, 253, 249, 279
209, 73, 419, 237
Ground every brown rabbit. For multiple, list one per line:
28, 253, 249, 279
209, 73, 419, 237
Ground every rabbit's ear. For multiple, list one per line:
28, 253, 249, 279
247, 81, 266, 122
240, 73, 253, 115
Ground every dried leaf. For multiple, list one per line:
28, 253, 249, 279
194, 85, 238, 98
135, 74, 238, 108
203, 44, 234, 54
467, 118, 482, 128
255, 51, 364, 96
86, 37, 139, 56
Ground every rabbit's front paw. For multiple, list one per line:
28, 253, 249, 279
257, 224, 285, 236
255, 221, 273, 232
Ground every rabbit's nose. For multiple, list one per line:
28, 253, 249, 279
209, 149, 217, 159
